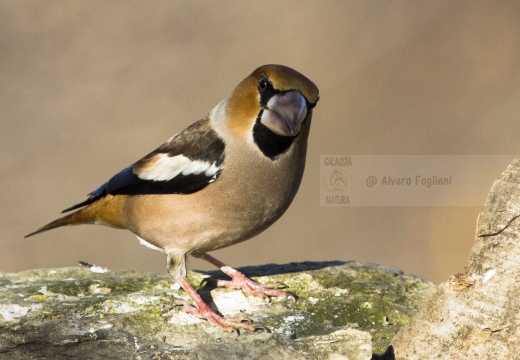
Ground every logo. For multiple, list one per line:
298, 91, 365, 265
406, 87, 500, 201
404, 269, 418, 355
323, 169, 353, 194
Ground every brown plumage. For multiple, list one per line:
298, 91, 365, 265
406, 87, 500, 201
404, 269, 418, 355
26, 64, 319, 332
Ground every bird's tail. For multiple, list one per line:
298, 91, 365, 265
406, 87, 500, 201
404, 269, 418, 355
24, 207, 95, 238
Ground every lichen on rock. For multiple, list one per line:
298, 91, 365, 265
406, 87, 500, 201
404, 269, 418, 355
0, 261, 433, 359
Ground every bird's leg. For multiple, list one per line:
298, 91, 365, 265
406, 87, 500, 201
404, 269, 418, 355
177, 277, 264, 332
200, 253, 297, 301
168, 253, 262, 332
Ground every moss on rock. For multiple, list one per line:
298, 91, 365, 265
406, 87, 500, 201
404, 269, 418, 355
0, 261, 433, 359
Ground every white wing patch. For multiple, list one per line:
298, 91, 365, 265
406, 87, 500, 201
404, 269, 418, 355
137, 154, 219, 181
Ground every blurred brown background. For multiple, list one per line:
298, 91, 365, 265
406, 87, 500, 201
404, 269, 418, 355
2, 1, 520, 283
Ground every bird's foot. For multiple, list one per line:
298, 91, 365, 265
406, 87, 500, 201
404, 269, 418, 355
202, 266, 297, 302
182, 302, 268, 333
176, 277, 268, 333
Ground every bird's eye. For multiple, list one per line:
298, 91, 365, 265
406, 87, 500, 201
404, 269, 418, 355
258, 76, 268, 93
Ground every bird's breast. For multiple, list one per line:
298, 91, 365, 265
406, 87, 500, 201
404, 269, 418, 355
121, 136, 307, 255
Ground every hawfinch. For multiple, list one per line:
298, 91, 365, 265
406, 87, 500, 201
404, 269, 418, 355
26, 64, 319, 332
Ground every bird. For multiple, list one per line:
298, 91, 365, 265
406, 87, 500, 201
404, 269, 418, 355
26, 64, 319, 332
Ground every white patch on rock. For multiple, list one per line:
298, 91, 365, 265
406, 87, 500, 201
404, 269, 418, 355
0, 304, 41, 321
89, 265, 109, 274
360, 302, 372, 309
169, 311, 204, 325
88, 323, 113, 333
106, 302, 137, 314
89, 284, 111, 295
284, 314, 305, 323
38, 286, 49, 295
212, 291, 254, 315
482, 269, 496, 283
334, 288, 349, 296
170, 283, 181, 290
308, 296, 319, 304
132, 295, 161, 305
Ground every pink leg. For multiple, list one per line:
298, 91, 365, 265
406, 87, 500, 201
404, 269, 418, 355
178, 277, 264, 332
200, 253, 297, 301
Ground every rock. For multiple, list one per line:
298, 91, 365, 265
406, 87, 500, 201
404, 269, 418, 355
393, 157, 520, 359
0, 261, 433, 359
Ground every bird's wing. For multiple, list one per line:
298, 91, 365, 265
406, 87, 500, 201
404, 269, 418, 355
62, 118, 225, 213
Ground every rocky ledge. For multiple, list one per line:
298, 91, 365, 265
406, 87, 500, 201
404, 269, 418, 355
392, 157, 520, 359
0, 261, 433, 359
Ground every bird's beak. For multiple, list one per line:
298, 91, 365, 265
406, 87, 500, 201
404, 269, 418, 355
260, 91, 307, 137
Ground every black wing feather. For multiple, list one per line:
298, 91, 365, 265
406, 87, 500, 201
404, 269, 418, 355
62, 118, 225, 213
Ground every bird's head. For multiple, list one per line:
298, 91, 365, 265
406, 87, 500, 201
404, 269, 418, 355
222, 65, 319, 142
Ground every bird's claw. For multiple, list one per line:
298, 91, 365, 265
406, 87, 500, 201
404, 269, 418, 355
251, 323, 271, 333
172, 299, 189, 308
200, 272, 297, 303
181, 302, 268, 333
199, 276, 217, 288
284, 291, 298, 303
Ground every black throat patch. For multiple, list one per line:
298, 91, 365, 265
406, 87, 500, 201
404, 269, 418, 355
252, 110, 296, 160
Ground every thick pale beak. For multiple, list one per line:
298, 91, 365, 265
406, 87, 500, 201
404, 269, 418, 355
260, 91, 307, 137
